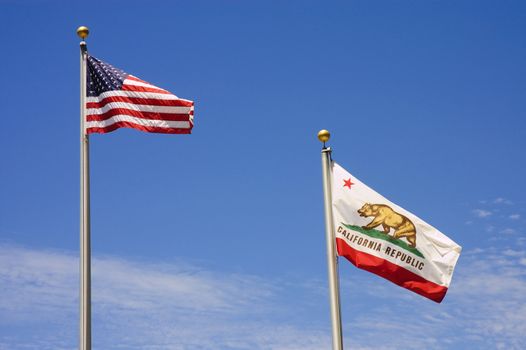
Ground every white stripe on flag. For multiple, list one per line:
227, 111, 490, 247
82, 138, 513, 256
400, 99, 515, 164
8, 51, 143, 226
86, 91, 185, 102
86, 115, 191, 129
87, 103, 193, 115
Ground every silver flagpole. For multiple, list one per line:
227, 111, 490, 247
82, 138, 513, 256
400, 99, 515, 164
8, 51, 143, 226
319, 130, 344, 350
77, 26, 91, 350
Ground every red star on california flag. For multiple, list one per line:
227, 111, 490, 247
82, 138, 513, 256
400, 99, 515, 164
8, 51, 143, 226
343, 178, 354, 189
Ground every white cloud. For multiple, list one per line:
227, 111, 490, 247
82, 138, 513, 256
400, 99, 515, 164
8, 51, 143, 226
340, 245, 526, 349
466, 248, 485, 255
494, 197, 513, 205
510, 214, 521, 220
2, 242, 526, 349
473, 209, 492, 218
0, 244, 330, 350
503, 249, 525, 258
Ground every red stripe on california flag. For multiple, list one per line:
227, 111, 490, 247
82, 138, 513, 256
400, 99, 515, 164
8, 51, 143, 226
87, 96, 193, 108
336, 238, 448, 303
86, 108, 192, 122
87, 122, 192, 134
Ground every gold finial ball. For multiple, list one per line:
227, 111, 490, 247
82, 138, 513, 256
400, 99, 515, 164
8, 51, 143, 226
317, 129, 330, 143
76, 26, 89, 39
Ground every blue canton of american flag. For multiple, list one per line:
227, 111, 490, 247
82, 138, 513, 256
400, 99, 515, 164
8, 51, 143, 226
86, 55, 194, 134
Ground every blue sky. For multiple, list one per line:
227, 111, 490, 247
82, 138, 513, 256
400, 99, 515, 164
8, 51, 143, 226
1, 1, 525, 349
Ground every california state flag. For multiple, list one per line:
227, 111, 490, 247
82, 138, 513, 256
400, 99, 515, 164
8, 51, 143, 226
331, 162, 461, 303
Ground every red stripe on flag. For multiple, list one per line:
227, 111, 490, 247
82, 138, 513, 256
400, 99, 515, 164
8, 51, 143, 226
126, 75, 150, 84
336, 238, 448, 303
87, 122, 192, 135
87, 96, 193, 108
123, 76, 171, 93
86, 108, 192, 122
122, 84, 171, 94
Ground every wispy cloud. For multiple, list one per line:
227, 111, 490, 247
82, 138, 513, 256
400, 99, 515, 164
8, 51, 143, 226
494, 197, 513, 205
0, 244, 329, 350
2, 241, 526, 349
469, 198, 524, 243
500, 228, 516, 235
473, 209, 492, 218
341, 243, 526, 350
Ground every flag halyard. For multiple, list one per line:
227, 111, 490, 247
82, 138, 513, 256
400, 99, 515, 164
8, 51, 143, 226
86, 55, 194, 134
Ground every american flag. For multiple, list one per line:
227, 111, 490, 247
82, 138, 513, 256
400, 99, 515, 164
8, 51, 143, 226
86, 55, 194, 134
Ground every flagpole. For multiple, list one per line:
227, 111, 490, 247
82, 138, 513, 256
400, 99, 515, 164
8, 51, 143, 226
77, 25, 91, 350
319, 130, 344, 350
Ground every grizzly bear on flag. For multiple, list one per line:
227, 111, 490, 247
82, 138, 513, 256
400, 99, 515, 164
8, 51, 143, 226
358, 203, 417, 247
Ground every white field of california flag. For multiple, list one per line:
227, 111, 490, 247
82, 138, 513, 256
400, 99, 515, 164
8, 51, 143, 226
331, 162, 461, 303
